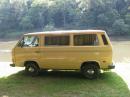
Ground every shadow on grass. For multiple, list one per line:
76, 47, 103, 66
0, 70, 130, 97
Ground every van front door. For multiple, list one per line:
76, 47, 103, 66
14, 35, 40, 67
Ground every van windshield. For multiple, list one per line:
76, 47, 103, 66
18, 36, 39, 47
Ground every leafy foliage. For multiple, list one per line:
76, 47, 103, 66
0, 0, 130, 37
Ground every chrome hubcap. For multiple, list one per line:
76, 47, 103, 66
87, 69, 95, 75
28, 67, 35, 72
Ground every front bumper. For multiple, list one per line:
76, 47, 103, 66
108, 64, 115, 69
10, 63, 15, 67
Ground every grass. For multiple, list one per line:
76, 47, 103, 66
0, 71, 130, 97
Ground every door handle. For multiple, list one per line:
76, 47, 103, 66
35, 51, 40, 53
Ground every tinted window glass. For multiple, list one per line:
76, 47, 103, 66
74, 34, 99, 46
102, 34, 108, 45
45, 35, 70, 46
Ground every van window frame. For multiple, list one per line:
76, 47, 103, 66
43, 34, 71, 47
72, 33, 100, 47
101, 34, 109, 45
16, 35, 40, 48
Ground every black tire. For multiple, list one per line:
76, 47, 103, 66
81, 64, 100, 79
25, 62, 40, 76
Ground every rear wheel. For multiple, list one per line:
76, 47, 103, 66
25, 62, 40, 76
81, 63, 100, 79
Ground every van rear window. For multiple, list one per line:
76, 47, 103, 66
45, 35, 70, 46
101, 34, 108, 45
74, 34, 99, 46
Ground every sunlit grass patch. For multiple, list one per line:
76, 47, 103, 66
0, 69, 130, 97
114, 62, 130, 90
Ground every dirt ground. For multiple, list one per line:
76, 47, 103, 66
110, 36, 130, 63
0, 40, 17, 62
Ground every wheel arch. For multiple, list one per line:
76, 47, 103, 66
24, 60, 40, 69
80, 61, 100, 70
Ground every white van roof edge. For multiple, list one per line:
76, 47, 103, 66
24, 30, 106, 35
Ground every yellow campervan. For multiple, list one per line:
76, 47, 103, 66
10, 30, 115, 79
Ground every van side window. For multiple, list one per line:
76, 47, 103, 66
18, 36, 39, 47
45, 35, 70, 46
74, 34, 99, 46
101, 34, 108, 45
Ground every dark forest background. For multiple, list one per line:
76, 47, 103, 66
0, 0, 130, 38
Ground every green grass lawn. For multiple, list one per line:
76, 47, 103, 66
0, 71, 130, 97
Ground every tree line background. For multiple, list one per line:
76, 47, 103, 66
0, 0, 130, 38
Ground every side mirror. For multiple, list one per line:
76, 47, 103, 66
17, 41, 24, 48
21, 41, 25, 48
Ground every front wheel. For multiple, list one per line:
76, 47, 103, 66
81, 64, 100, 79
25, 62, 40, 76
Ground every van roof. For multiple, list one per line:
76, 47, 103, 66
24, 30, 106, 35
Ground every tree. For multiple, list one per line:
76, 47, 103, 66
125, 13, 130, 24
19, 16, 34, 30
0, 0, 130, 37
112, 19, 129, 35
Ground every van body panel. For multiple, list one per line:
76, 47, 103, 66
13, 47, 41, 67
38, 46, 112, 69
11, 30, 114, 70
